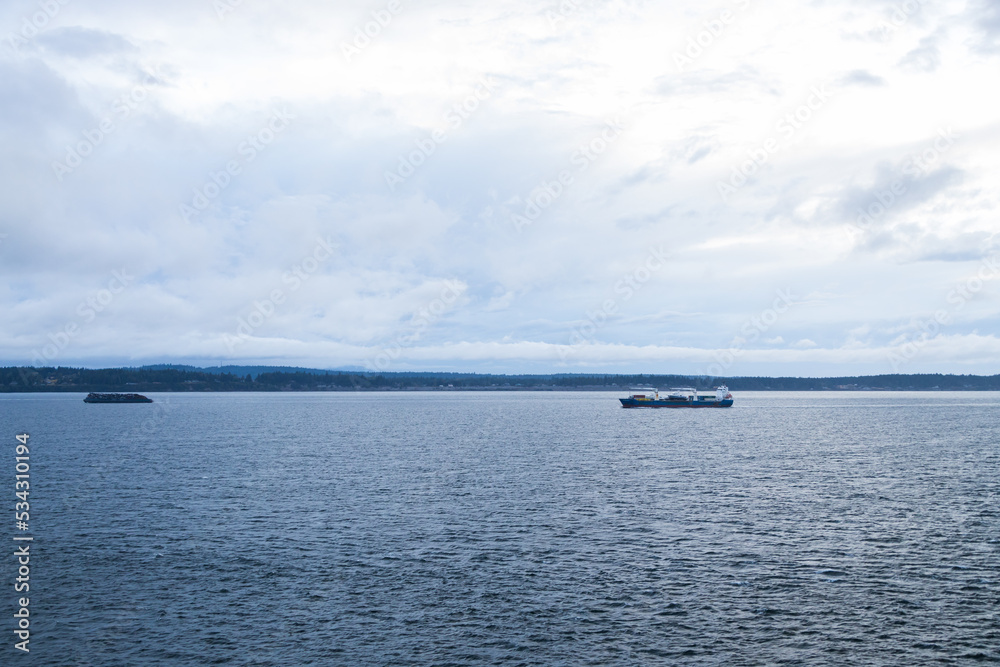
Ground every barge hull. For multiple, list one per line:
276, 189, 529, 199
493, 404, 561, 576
619, 398, 733, 408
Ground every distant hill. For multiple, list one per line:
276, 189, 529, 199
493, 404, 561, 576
138, 364, 359, 379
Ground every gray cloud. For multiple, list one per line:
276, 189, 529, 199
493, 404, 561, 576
34, 27, 136, 58
972, 0, 1000, 53
0, 58, 81, 132
614, 206, 675, 231
837, 164, 964, 229
840, 69, 885, 86
910, 231, 999, 262
899, 35, 942, 72
686, 145, 711, 164
655, 65, 778, 97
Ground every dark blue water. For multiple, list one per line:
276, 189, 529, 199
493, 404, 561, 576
3, 391, 998, 665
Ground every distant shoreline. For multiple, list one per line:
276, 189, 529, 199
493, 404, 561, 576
6, 388, 1000, 393
3, 366, 999, 392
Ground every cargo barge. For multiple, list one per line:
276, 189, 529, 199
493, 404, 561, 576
620, 386, 733, 408
83, 392, 153, 403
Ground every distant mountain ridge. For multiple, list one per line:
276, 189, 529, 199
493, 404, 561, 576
138, 364, 365, 379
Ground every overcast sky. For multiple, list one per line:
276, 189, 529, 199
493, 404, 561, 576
2, 0, 999, 376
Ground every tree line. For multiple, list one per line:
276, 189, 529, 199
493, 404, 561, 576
2, 366, 1000, 392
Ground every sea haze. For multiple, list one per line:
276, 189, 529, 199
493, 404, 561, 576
5, 391, 998, 665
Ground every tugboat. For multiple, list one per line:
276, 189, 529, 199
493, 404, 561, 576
620, 386, 733, 408
83, 392, 153, 403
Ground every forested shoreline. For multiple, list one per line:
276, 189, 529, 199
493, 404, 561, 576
3, 366, 999, 392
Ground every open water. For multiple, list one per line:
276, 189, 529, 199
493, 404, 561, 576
2, 391, 998, 665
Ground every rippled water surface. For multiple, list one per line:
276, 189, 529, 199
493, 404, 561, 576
3, 391, 999, 665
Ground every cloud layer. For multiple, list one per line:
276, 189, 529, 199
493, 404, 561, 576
2, 0, 999, 376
